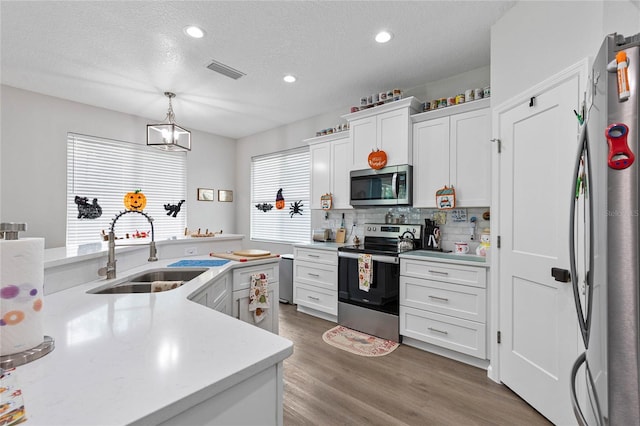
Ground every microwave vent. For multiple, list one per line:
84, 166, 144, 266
206, 59, 246, 80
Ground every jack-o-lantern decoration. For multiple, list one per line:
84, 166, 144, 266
275, 188, 285, 210
124, 189, 147, 211
368, 149, 387, 170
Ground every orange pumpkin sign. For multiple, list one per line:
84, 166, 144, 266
368, 149, 387, 169
124, 189, 147, 211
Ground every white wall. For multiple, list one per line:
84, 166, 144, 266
0, 85, 236, 248
491, 0, 640, 108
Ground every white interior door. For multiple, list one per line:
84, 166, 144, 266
496, 64, 586, 425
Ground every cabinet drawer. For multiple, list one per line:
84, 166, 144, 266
232, 263, 278, 291
294, 261, 336, 290
400, 306, 486, 358
294, 247, 337, 265
401, 259, 486, 288
400, 276, 486, 322
294, 284, 337, 316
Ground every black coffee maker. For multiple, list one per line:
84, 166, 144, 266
423, 219, 441, 251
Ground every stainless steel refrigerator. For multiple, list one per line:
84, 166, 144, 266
570, 32, 640, 425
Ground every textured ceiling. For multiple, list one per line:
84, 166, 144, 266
1, 1, 515, 139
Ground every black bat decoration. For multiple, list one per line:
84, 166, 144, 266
255, 203, 274, 212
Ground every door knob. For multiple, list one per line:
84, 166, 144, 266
551, 267, 571, 283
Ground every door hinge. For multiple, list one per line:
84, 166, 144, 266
497, 331, 502, 344
490, 138, 501, 153
497, 236, 501, 248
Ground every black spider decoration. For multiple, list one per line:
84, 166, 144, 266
255, 203, 274, 212
289, 200, 303, 218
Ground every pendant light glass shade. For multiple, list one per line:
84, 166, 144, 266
147, 92, 191, 151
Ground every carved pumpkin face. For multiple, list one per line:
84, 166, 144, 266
275, 199, 285, 210
124, 190, 146, 211
368, 149, 387, 169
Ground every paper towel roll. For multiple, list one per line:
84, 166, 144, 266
1, 238, 45, 356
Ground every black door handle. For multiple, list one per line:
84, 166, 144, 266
551, 267, 571, 283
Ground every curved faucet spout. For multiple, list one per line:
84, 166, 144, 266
104, 210, 158, 279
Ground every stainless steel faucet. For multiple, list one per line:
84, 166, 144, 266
100, 210, 158, 279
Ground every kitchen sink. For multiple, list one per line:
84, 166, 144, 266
89, 268, 208, 294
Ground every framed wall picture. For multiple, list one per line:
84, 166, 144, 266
218, 189, 233, 202
197, 188, 214, 201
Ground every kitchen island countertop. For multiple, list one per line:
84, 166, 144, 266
12, 255, 293, 425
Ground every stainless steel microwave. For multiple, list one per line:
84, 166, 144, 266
350, 164, 412, 207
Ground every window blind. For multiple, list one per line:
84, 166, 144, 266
66, 133, 187, 246
250, 148, 310, 243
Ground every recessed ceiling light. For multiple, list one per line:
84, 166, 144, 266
283, 75, 297, 83
184, 26, 205, 39
375, 31, 393, 43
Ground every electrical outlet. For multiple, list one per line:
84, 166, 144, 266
184, 247, 197, 256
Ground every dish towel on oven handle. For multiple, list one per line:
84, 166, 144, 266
249, 273, 269, 323
358, 253, 372, 292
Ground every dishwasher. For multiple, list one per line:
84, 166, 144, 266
279, 254, 294, 304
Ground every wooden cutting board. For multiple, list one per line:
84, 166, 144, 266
232, 249, 271, 257
210, 252, 280, 262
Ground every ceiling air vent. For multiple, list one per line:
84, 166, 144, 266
206, 59, 246, 80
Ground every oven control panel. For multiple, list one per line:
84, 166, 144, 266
364, 223, 422, 238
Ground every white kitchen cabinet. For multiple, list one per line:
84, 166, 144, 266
232, 262, 279, 334
293, 246, 338, 322
189, 272, 231, 315
412, 99, 491, 208
307, 133, 352, 209
400, 258, 488, 360
342, 97, 421, 170
234, 289, 277, 334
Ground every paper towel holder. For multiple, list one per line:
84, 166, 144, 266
0, 222, 56, 368
0, 222, 26, 240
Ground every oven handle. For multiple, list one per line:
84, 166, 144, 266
338, 251, 399, 264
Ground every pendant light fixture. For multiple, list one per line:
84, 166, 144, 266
147, 92, 191, 151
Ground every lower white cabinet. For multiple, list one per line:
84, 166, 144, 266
293, 246, 338, 321
233, 289, 278, 334
400, 258, 488, 359
189, 261, 280, 334
189, 272, 231, 315
232, 262, 279, 334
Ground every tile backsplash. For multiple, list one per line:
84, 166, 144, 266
311, 206, 491, 253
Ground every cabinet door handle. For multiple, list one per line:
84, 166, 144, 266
428, 295, 449, 302
428, 269, 449, 275
308, 254, 320, 258
307, 273, 320, 277
428, 327, 449, 335
307, 295, 320, 301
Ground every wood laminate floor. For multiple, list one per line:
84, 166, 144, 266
279, 303, 552, 426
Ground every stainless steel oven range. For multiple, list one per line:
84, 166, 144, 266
337, 223, 422, 342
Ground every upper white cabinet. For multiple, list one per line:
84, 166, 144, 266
307, 133, 352, 209
342, 97, 421, 170
412, 99, 491, 208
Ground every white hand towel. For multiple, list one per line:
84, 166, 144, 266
358, 254, 372, 292
249, 273, 269, 323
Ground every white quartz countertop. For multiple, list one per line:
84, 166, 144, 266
293, 241, 347, 251
13, 255, 293, 425
400, 250, 490, 267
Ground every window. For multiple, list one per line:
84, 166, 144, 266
250, 148, 310, 243
67, 133, 187, 246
